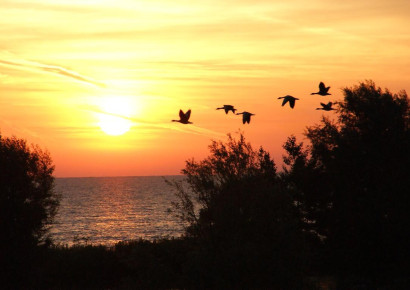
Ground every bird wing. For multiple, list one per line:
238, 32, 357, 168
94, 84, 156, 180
319, 82, 325, 91
327, 102, 333, 107
320, 102, 326, 107
242, 114, 247, 124
185, 109, 191, 121
246, 113, 252, 123
289, 98, 296, 108
282, 98, 289, 106
179, 109, 185, 120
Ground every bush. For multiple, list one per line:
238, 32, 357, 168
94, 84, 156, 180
169, 133, 309, 288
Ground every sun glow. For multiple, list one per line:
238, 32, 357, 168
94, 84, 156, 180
97, 96, 134, 136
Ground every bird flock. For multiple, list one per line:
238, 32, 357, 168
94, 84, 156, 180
172, 82, 336, 125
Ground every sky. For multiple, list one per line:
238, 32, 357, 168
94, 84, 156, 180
1, 0, 410, 177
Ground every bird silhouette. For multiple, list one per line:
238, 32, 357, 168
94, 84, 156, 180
278, 95, 299, 109
316, 102, 336, 111
172, 109, 193, 124
236, 111, 255, 124
216, 104, 237, 114
311, 82, 331, 96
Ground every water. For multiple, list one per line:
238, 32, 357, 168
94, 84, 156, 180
51, 176, 185, 246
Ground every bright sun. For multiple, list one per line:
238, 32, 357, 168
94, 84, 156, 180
98, 97, 133, 136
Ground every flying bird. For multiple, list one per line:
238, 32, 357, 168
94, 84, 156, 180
236, 111, 255, 124
316, 102, 336, 111
216, 104, 237, 114
311, 82, 331, 96
172, 109, 193, 124
277, 95, 299, 109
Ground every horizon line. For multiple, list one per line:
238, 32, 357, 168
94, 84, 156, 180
55, 174, 184, 179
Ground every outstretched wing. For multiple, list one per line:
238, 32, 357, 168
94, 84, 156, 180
319, 82, 325, 91
242, 114, 247, 124
179, 109, 185, 120
245, 113, 252, 123
185, 109, 191, 121
289, 98, 296, 108
320, 102, 326, 107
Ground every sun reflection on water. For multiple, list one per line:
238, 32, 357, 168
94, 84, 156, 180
51, 176, 185, 246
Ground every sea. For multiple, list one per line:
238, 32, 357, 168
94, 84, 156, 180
50, 176, 186, 246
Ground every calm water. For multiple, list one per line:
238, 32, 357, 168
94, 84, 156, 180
51, 176, 185, 246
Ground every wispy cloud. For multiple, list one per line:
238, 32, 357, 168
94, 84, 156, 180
142, 122, 226, 139
0, 119, 40, 139
0, 56, 105, 88
80, 104, 225, 139
52, 126, 98, 136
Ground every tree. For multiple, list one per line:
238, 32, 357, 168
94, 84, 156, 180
0, 134, 60, 286
169, 133, 308, 288
283, 81, 410, 287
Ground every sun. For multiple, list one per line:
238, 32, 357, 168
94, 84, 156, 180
99, 114, 132, 136
97, 96, 133, 136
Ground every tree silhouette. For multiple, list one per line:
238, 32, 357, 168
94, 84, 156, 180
0, 134, 60, 287
283, 81, 410, 287
169, 133, 308, 288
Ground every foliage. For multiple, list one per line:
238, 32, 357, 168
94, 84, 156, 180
282, 81, 410, 286
169, 133, 309, 288
30, 239, 190, 289
33, 244, 120, 289
0, 134, 60, 287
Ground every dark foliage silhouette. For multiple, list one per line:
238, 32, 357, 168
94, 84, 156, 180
32, 239, 191, 289
169, 133, 309, 288
282, 81, 410, 288
0, 134, 60, 287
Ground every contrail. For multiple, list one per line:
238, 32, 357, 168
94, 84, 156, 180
0, 58, 105, 88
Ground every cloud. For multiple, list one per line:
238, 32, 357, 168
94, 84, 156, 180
0, 119, 40, 139
80, 104, 225, 139
0, 56, 105, 88
52, 126, 98, 136
145, 122, 226, 139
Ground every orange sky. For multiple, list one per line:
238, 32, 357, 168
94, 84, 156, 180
1, 0, 410, 177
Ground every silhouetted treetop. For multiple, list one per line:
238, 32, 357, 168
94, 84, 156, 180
183, 133, 276, 189
340, 81, 409, 131
0, 135, 60, 248
282, 80, 410, 286
169, 132, 308, 288
0, 134, 60, 287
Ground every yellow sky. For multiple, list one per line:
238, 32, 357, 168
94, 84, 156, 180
1, 0, 410, 177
